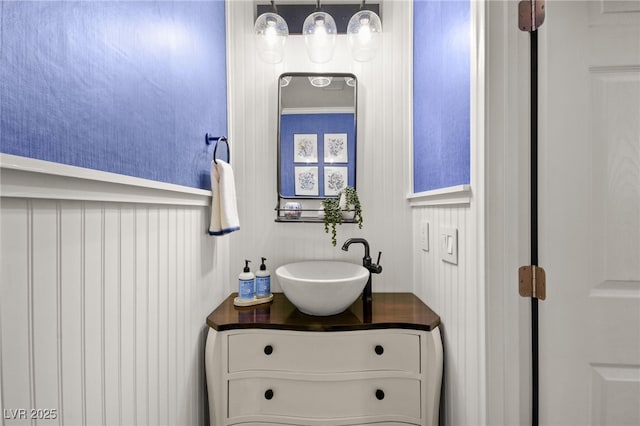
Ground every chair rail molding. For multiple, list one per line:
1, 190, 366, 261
1, 154, 212, 206
407, 184, 472, 207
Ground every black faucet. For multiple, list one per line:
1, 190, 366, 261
341, 238, 383, 305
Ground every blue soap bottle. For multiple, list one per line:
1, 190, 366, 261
255, 257, 271, 298
238, 260, 255, 300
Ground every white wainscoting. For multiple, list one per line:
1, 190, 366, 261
412, 204, 484, 426
0, 156, 229, 426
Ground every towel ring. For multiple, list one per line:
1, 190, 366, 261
205, 134, 230, 164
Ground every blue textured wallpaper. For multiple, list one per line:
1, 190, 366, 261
0, 0, 227, 190
280, 113, 356, 198
413, 0, 470, 193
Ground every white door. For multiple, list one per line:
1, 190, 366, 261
539, 1, 640, 425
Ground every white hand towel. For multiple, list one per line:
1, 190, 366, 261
209, 159, 240, 235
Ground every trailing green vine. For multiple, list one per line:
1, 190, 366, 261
322, 197, 343, 246
341, 186, 364, 229
322, 187, 363, 246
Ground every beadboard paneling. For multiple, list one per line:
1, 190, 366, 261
225, 0, 414, 292
413, 205, 483, 426
0, 196, 229, 425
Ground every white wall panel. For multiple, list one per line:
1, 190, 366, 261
413, 205, 483, 426
59, 203, 84, 426
119, 206, 136, 426
31, 201, 60, 422
84, 205, 105, 426
0, 200, 31, 420
226, 0, 414, 292
1, 177, 228, 425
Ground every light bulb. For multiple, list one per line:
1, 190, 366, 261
314, 16, 327, 35
303, 11, 337, 64
255, 12, 288, 64
347, 10, 382, 62
357, 15, 372, 44
265, 19, 277, 42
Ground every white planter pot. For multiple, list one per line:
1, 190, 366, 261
339, 193, 356, 220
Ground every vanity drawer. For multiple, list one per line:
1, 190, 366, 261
228, 331, 420, 374
235, 423, 419, 426
228, 377, 421, 420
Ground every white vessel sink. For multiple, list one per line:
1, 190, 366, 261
275, 261, 369, 316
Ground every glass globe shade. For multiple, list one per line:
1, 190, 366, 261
347, 10, 382, 62
254, 12, 288, 64
308, 76, 332, 88
303, 12, 337, 64
280, 76, 292, 87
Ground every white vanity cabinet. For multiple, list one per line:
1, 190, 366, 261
205, 293, 443, 426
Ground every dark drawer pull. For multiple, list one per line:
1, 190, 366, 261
264, 345, 273, 355
265, 389, 274, 400
375, 389, 385, 400
374, 345, 384, 355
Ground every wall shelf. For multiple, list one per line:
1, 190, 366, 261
274, 204, 358, 224
274, 217, 358, 224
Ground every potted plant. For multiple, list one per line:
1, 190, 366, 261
322, 186, 363, 246
339, 186, 363, 227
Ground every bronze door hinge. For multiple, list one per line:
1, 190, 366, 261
519, 265, 546, 300
518, 0, 546, 32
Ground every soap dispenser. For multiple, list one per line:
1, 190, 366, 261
237, 260, 255, 300
255, 257, 271, 298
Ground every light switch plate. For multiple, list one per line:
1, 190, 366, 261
420, 221, 429, 252
441, 226, 458, 264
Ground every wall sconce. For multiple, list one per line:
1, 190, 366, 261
254, 1, 289, 64
256, 2, 381, 64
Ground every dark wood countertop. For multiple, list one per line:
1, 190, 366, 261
206, 292, 440, 332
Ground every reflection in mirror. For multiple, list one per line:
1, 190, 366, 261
276, 73, 357, 222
